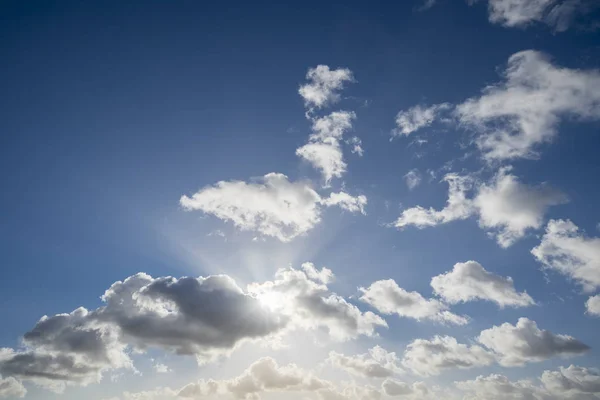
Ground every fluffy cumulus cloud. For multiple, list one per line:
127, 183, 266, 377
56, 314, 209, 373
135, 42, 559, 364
327, 346, 403, 378
0, 376, 26, 398
455, 373, 543, 399
296, 111, 359, 185
298, 65, 354, 109
456, 364, 600, 399
0, 265, 386, 394
401, 336, 495, 376
392, 103, 450, 137
470, 0, 600, 31
541, 364, 600, 398
382, 379, 429, 398
456, 50, 600, 160
394, 174, 474, 229
95, 273, 285, 363
401, 318, 589, 377
532, 219, 600, 292
477, 317, 590, 366
181, 357, 331, 399
395, 168, 566, 247
109, 357, 332, 400
181, 173, 366, 242
249, 264, 387, 341
359, 279, 468, 325
321, 192, 367, 214
403, 169, 422, 191
431, 261, 535, 308
0, 307, 133, 393
586, 295, 600, 317
474, 168, 568, 247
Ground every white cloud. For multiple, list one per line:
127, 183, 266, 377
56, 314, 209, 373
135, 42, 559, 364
392, 103, 450, 137
532, 219, 600, 292
586, 295, 600, 316
477, 317, 590, 366
359, 279, 468, 325
0, 376, 26, 398
310, 111, 356, 141
382, 379, 429, 398
394, 174, 474, 228
327, 346, 403, 378
153, 362, 171, 374
456, 364, 600, 399
299, 65, 354, 109
118, 357, 332, 399
541, 364, 600, 397
301, 262, 334, 284
455, 373, 543, 399
181, 173, 322, 242
296, 111, 357, 185
296, 142, 347, 184
456, 50, 600, 160
395, 168, 566, 247
321, 192, 367, 214
181, 173, 366, 242
404, 169, 422, 191
347, 136, 364, 156
402, 336, 495, 376
474, 168, 567, 247
470, 0, 599, 31
249, 265, 387, 341
431, 260, 535, 308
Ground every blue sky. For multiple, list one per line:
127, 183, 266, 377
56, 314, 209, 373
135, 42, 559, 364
2, 0, 600, 399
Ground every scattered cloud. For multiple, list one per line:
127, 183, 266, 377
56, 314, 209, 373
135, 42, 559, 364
153, 362, 171, 374
477, 317, 590, 366
296, 111, 357, 185
299, 65, 354, 109
474, 167, 568, 247
181, 173, 366, 242
327, 346, 403, 378
456, 364, 600, 399
404, 169, 422, 191
382, 379, 429, 398
395, 168, 567, 247
456, 50, 600, 160
469, 0, 600, 31
359, 279, 468, 325
532, 219, 600, 292
394, 173, 474, 228
321, 192, 367, 214
402, 335, 495, 376
416, 0, 437, 11
586, 295, 600, 316
541, 364, 600, 397
431, 260, 535, 307
392, 103, 450, 137
347, 136, 364, 156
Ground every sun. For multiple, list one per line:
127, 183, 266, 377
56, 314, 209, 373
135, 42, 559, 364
257, 291, 284, 311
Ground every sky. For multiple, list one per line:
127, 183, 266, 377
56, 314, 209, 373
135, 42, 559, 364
1, 0, 600, 399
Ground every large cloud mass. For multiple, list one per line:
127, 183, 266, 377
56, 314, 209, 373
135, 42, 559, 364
0, 265, 386, 393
